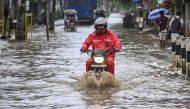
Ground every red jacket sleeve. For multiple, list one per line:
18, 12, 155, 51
82, 34, 93, 50
110, 30, 121, 49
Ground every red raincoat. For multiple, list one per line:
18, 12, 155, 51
81, 29, 121, 74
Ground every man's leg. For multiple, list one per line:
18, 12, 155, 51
159, 32, 163, 50
163, 33, 167, 51
160, 40, 163, 50
86, 58, 93, 73
106, 57, 115, 75
171, 33, 179, 65
163, 40, 166, 51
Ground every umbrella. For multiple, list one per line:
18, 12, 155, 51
64, 9, 77, 14
148, 8, 169, 20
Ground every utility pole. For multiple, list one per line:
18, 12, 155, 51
1, 0, 7, 39
59, 0, 63, 18
63, 0, 66, 17
0, 0, 12, 39
44, 0, 49, 40
7, 0, 12, 38
49, 0, 55, 30
16, 0, 26, 40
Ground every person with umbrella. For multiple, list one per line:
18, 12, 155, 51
156, 10, 169, 51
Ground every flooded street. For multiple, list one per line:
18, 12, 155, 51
1, 13, 190, 109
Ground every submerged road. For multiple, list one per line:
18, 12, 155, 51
0, 13, 190, 109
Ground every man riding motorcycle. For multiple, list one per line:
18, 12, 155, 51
80, 17, 121, 75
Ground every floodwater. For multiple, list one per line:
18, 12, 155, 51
1, 13, 190, 109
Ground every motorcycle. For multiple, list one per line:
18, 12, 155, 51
65, 20, 76, 31
64, 9, 78, 32
36, 11, 45, 25
82, 48, 116, 81
93, 8, 106, 20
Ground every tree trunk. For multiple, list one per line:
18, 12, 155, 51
16, 1, 26, 40
49, 0, 55, 30
60, 0, 63, 18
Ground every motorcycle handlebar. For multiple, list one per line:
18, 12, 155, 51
107, 48, 116, 53
81, 48, 119, 55
80, 49, 93, 55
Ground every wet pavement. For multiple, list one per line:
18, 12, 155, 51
1, 13, 190, 109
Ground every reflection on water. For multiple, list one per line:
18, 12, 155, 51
83, 88, 118, 109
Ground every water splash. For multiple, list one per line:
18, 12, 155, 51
75, 71, 121, 90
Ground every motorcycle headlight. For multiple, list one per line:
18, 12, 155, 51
93, 56, 104, 63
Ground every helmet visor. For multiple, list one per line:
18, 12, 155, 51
95, 25, 106, 29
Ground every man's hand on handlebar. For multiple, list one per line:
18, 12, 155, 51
109, 48, 120, 53
115, 48, 120, 52
80, 48, 86, 53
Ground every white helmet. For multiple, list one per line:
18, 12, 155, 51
94, 17, 108, 27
